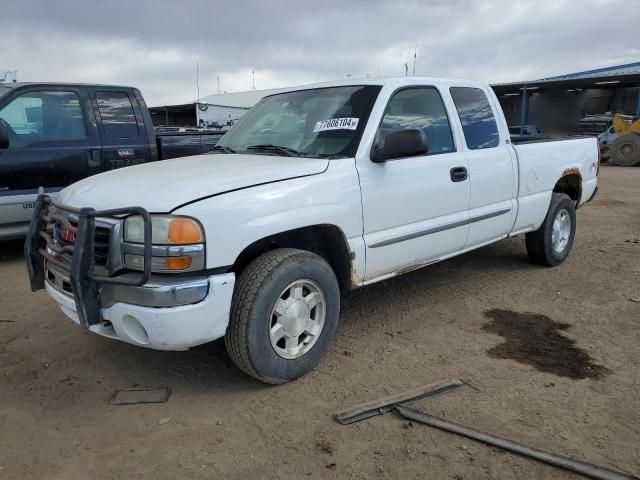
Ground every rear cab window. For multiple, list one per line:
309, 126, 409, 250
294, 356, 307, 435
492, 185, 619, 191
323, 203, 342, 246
95, 91, 139, 139
378, 87, 455, 155
450, 87, 500, 149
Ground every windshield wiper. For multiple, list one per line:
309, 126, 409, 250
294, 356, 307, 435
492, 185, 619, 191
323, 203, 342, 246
209, 145, 236, 154
245, 144, 301, 157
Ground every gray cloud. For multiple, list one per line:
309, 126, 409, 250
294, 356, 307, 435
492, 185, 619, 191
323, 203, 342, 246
2, 0, 638, 105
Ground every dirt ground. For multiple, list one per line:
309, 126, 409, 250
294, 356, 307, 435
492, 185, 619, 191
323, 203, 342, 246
0, 166, 639, 480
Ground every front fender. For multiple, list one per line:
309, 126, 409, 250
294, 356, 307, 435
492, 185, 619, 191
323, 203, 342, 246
174, 159, 366, 282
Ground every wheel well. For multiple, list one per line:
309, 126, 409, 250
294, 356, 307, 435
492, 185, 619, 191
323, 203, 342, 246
554, 171, 582, 206
232, 225, 353, 291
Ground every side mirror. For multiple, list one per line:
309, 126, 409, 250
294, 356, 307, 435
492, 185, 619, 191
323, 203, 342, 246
0, 119, 10, 149
371, 128, 428, 162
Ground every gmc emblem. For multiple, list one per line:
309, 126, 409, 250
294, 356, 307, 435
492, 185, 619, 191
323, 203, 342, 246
60, 225, 76, 242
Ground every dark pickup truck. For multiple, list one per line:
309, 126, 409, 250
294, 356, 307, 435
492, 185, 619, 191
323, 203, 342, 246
0, 82, 225, 239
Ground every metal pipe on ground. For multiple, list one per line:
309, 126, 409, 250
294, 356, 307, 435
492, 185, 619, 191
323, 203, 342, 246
395, 404, 639, 480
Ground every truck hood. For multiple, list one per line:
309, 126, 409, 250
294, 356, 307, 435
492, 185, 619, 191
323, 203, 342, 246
59, 153, 329, 212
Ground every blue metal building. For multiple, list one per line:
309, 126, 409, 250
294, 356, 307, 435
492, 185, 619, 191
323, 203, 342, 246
492, 61, 640, 132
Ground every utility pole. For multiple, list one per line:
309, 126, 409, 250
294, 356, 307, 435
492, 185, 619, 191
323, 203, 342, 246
251, 70, 256, 90
196, 62, 200, 102
217, 76, 221, 94
404, 62, 409, 76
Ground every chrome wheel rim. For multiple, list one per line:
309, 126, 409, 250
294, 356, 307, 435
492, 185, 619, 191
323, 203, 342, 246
269, 279, 326, 359
551, 208, 571, 253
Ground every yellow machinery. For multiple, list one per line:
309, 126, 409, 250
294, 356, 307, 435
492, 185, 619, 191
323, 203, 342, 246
610, 113, 640, 166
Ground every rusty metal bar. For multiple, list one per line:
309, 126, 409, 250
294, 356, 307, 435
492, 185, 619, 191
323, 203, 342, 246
39, 231, 74, 255
38, 248, 72, 271
335, 379, 464, 425
47, 196, 82, 214
42, 212, 77, 232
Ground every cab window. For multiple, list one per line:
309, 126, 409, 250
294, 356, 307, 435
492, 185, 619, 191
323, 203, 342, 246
378, 87, 454, 155
450, 87, 500, 149
95, 91, 139, 139
0, 91, 86, 147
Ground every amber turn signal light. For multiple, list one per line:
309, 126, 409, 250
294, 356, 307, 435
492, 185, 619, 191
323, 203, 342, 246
165, 256, 192, 270
168, 218, 203, 244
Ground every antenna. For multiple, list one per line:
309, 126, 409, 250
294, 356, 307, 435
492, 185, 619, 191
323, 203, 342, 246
412, 45, 417, 76
251, 69, 256, 90
376, 62, 382, 76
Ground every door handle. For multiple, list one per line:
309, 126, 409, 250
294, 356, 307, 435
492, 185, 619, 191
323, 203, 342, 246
87, 149, 101, 168
450, 166, 468, 182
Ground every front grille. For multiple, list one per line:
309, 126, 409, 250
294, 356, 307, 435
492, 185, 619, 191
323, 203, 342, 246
52, 216, 113, 271
59, 219, 111, 267
93, 225, 111, 266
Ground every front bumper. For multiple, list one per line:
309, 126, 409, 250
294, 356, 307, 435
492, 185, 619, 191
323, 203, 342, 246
45, 263, 211, 308
45, 271, 235, 350
25, 194, 235, 350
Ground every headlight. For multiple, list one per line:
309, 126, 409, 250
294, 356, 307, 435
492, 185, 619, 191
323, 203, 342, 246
124, 215, 204, 244
122, 215, 205, 273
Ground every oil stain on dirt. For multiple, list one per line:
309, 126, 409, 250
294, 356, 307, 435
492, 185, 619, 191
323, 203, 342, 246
483, 309, 609, 379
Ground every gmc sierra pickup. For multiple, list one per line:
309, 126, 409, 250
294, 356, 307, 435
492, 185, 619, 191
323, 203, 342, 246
0, 83, 224, 239
25, 77, 599, 384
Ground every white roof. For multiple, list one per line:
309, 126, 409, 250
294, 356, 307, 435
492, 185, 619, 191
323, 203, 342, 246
198, 76, 484, 109
199, 87, 290, 108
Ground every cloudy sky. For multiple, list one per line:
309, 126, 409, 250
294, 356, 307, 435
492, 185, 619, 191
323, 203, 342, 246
2, 0, 639, 106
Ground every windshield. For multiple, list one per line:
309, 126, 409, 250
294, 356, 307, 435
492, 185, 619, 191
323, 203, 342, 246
218, 85, 381, 158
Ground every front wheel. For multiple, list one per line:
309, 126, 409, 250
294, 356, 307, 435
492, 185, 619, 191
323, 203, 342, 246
525, 193, 576, 267
225, 248, 340, 384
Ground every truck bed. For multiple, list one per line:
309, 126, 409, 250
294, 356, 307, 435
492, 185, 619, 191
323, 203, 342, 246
510, 136, 598, 234
156, 131, 225, 159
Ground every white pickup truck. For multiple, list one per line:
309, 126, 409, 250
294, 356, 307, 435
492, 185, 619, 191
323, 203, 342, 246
26, 77, 599, 384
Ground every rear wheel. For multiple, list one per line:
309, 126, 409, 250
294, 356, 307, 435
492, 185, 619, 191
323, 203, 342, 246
610, 133, 640, 166
525, 193, 576, 267
225, 248, 340, 384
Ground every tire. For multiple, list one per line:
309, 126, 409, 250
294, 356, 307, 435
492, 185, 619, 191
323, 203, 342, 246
610, 133, 640, 166
525, 193, 576, 267
225, 248, 340, 384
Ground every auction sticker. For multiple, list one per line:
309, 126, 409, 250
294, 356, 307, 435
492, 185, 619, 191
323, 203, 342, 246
314, 117, 359, 132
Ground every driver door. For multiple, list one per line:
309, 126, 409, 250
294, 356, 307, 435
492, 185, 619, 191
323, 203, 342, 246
357, 86, 470, 281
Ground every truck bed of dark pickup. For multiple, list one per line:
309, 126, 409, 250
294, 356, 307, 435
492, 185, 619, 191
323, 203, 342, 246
156, 130, 224, 159
0, 82, 226, 239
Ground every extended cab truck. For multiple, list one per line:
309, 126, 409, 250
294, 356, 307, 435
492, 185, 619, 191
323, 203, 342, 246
25, 77, 599, 384
0, 83, 224, 239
